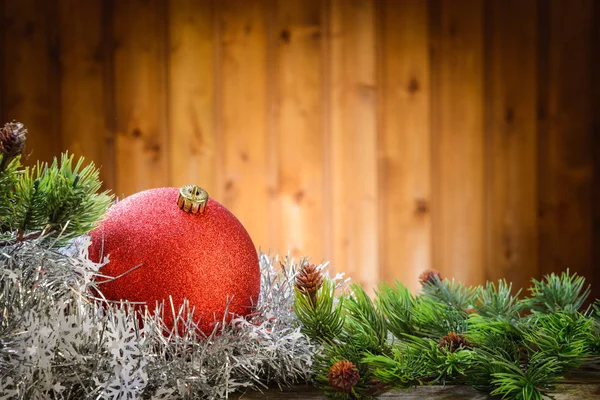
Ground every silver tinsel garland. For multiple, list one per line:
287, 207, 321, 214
0, 237, 317, 399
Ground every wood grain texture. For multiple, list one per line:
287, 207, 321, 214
2, 0, 60, 165
0, 0, 599, 293
379, 0, 431, 292
219, 0, 271, 251
432, 0, 485, 285
485, 0, 538, 290
59, 0, 113, 190
113, 0, 169, 196
329, 0, 378, 288
538, 0, 594, 282
273, 0, 325, 261
237, 384, 600, 399
168, 0, 217, 194
593, 0, 600, 300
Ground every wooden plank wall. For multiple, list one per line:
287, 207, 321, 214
1, 0, 598, 295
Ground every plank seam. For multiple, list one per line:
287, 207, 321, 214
322, 0, 333, 266
162, 0, 171, 186
428, 0, 442, 276
50, 0, 62, 154
374, 0, 385, 283
213, 0, 224, 201
482, 0, 493, 284
266, 0, 280, 255
536, 0, 550, 280
593, 0, 600, 297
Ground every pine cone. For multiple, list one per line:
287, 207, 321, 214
0, 121, 27, 160
328, 360, 360, 394
438, 332, 471, 353
418, 269, 441, 286
295, 263, 323, 306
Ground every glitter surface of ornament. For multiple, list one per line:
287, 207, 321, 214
88, 187, 261, 334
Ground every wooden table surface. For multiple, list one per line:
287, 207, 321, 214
237, 383, 600, 399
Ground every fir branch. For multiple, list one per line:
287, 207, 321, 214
411, 296, 469, 339
293, 276, 344, 344
409, 335, 473, 384
363, 346, 430, 389
11, 165, 47, 234
467, 313, 523, 360
0, 156, 21, 232
589, 300, 600, 354
524, 312, 592, 372
421, 276, 476, 313
475, 280, 524, 319
365, 335, 473, 388
38, 154, 113, 243
466, 347, 517, 392
2, 153, 113, 247
525, 270, 590, 314
343, 284, 388, 354
376, 282, 415, 338
490, 352, 563, 400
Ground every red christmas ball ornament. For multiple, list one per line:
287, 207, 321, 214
88, 185, 260, 334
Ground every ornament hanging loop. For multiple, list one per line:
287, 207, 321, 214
177, 185, 209, 214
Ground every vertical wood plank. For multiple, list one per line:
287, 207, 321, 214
113, 0, 169, 196
219, 0, 271, 250
538, 0, 594, 283
2, 0, 60, 164
485, 0, 538, 291
431, 0, 485, 285
593, 0, 600, 299
379, 0, 431, 292
273, 0, 325, 261
168, 0, 217, 194
59, 0, 114, 190
330, 0, 378, 288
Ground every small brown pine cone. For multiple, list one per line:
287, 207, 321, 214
328, 360, 360, 394
0, 122, 27, 160
295, 263, 323, 305
418, 269, 442, 286
438, 332, 471, 353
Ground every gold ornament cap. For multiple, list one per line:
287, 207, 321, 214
177, 185, 209, 214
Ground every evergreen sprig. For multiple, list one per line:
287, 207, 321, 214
422, 276, 476, 312
293, 276, 344, 344
467, 313, 523, 359
475, 280, 523, 319
524, 312, 592, 372
363, 345, 429, 389
295, 268, 600, 400
0, 156, 21, 233
589, 300, 600, 354
3, 153, 113, 246
367, 335, 473, 387
411, 296, 469, 339
344, 284, 388, 354
526, 270, 590, 314
0, 121, 113, 247
490, 353, 563, 400
376, 282, 415, 338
